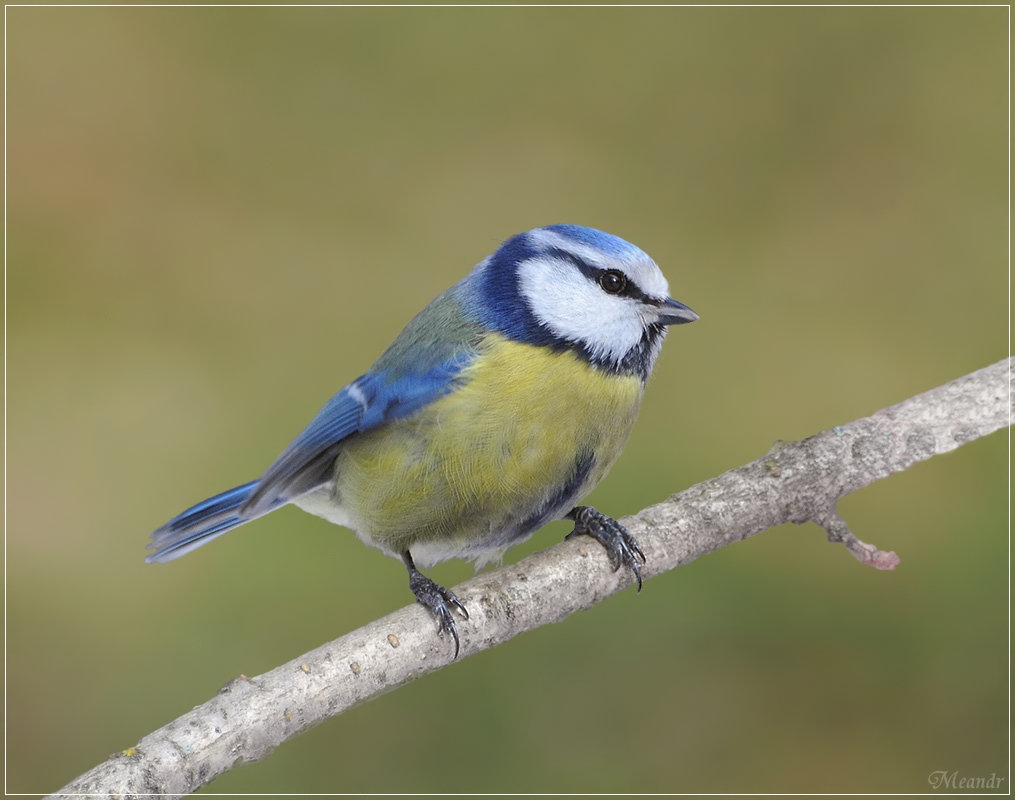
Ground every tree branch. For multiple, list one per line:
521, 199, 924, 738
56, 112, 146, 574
52, 358, 1013, 799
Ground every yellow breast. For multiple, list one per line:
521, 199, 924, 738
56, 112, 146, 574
332, 333, 644, 564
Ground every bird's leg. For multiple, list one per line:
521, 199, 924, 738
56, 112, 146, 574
402, 550, 469, 659
565, 506, 647, 592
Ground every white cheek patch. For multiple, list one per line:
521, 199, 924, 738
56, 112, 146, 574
517, 255, 647, 365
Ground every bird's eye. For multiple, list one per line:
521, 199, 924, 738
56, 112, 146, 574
598, 270, 627, 295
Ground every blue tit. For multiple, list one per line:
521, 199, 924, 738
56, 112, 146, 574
148, 224, 698, 657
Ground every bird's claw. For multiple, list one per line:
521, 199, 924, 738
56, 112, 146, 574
407, 566, 469, 659
566, 505, 647, 592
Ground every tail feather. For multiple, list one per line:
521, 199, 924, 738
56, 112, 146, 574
146, 481, 286, 563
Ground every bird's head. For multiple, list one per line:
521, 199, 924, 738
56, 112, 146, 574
466, 224, 698, 379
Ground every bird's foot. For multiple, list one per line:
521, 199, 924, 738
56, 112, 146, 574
403, 551, 469, 659
565, 505, 646, 592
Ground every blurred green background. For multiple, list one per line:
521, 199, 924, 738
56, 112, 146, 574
6, 5, 1007, 794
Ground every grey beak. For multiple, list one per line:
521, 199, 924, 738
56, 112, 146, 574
657, 297, 699, 326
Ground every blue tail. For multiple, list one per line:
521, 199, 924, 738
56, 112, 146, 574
146, 481, 286, 563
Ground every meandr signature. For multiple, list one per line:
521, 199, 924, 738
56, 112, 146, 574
928, 770, 1006, 790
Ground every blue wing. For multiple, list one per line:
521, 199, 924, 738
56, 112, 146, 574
240, 354, 472, 516
147, 354, 474, 562
147, 285, 484, 563
241, 284, 485, 515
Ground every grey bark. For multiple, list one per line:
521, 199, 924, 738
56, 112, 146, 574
51, 357, 1012, 798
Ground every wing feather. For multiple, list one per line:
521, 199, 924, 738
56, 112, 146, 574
241, 285, 485, 516
241, 353, 474, 516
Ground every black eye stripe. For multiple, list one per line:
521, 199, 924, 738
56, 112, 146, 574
544, 247, 598, 279
595, 268, 652, 303
543, 247, 654, 303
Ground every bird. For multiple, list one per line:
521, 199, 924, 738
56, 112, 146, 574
147, 224, 698, 658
